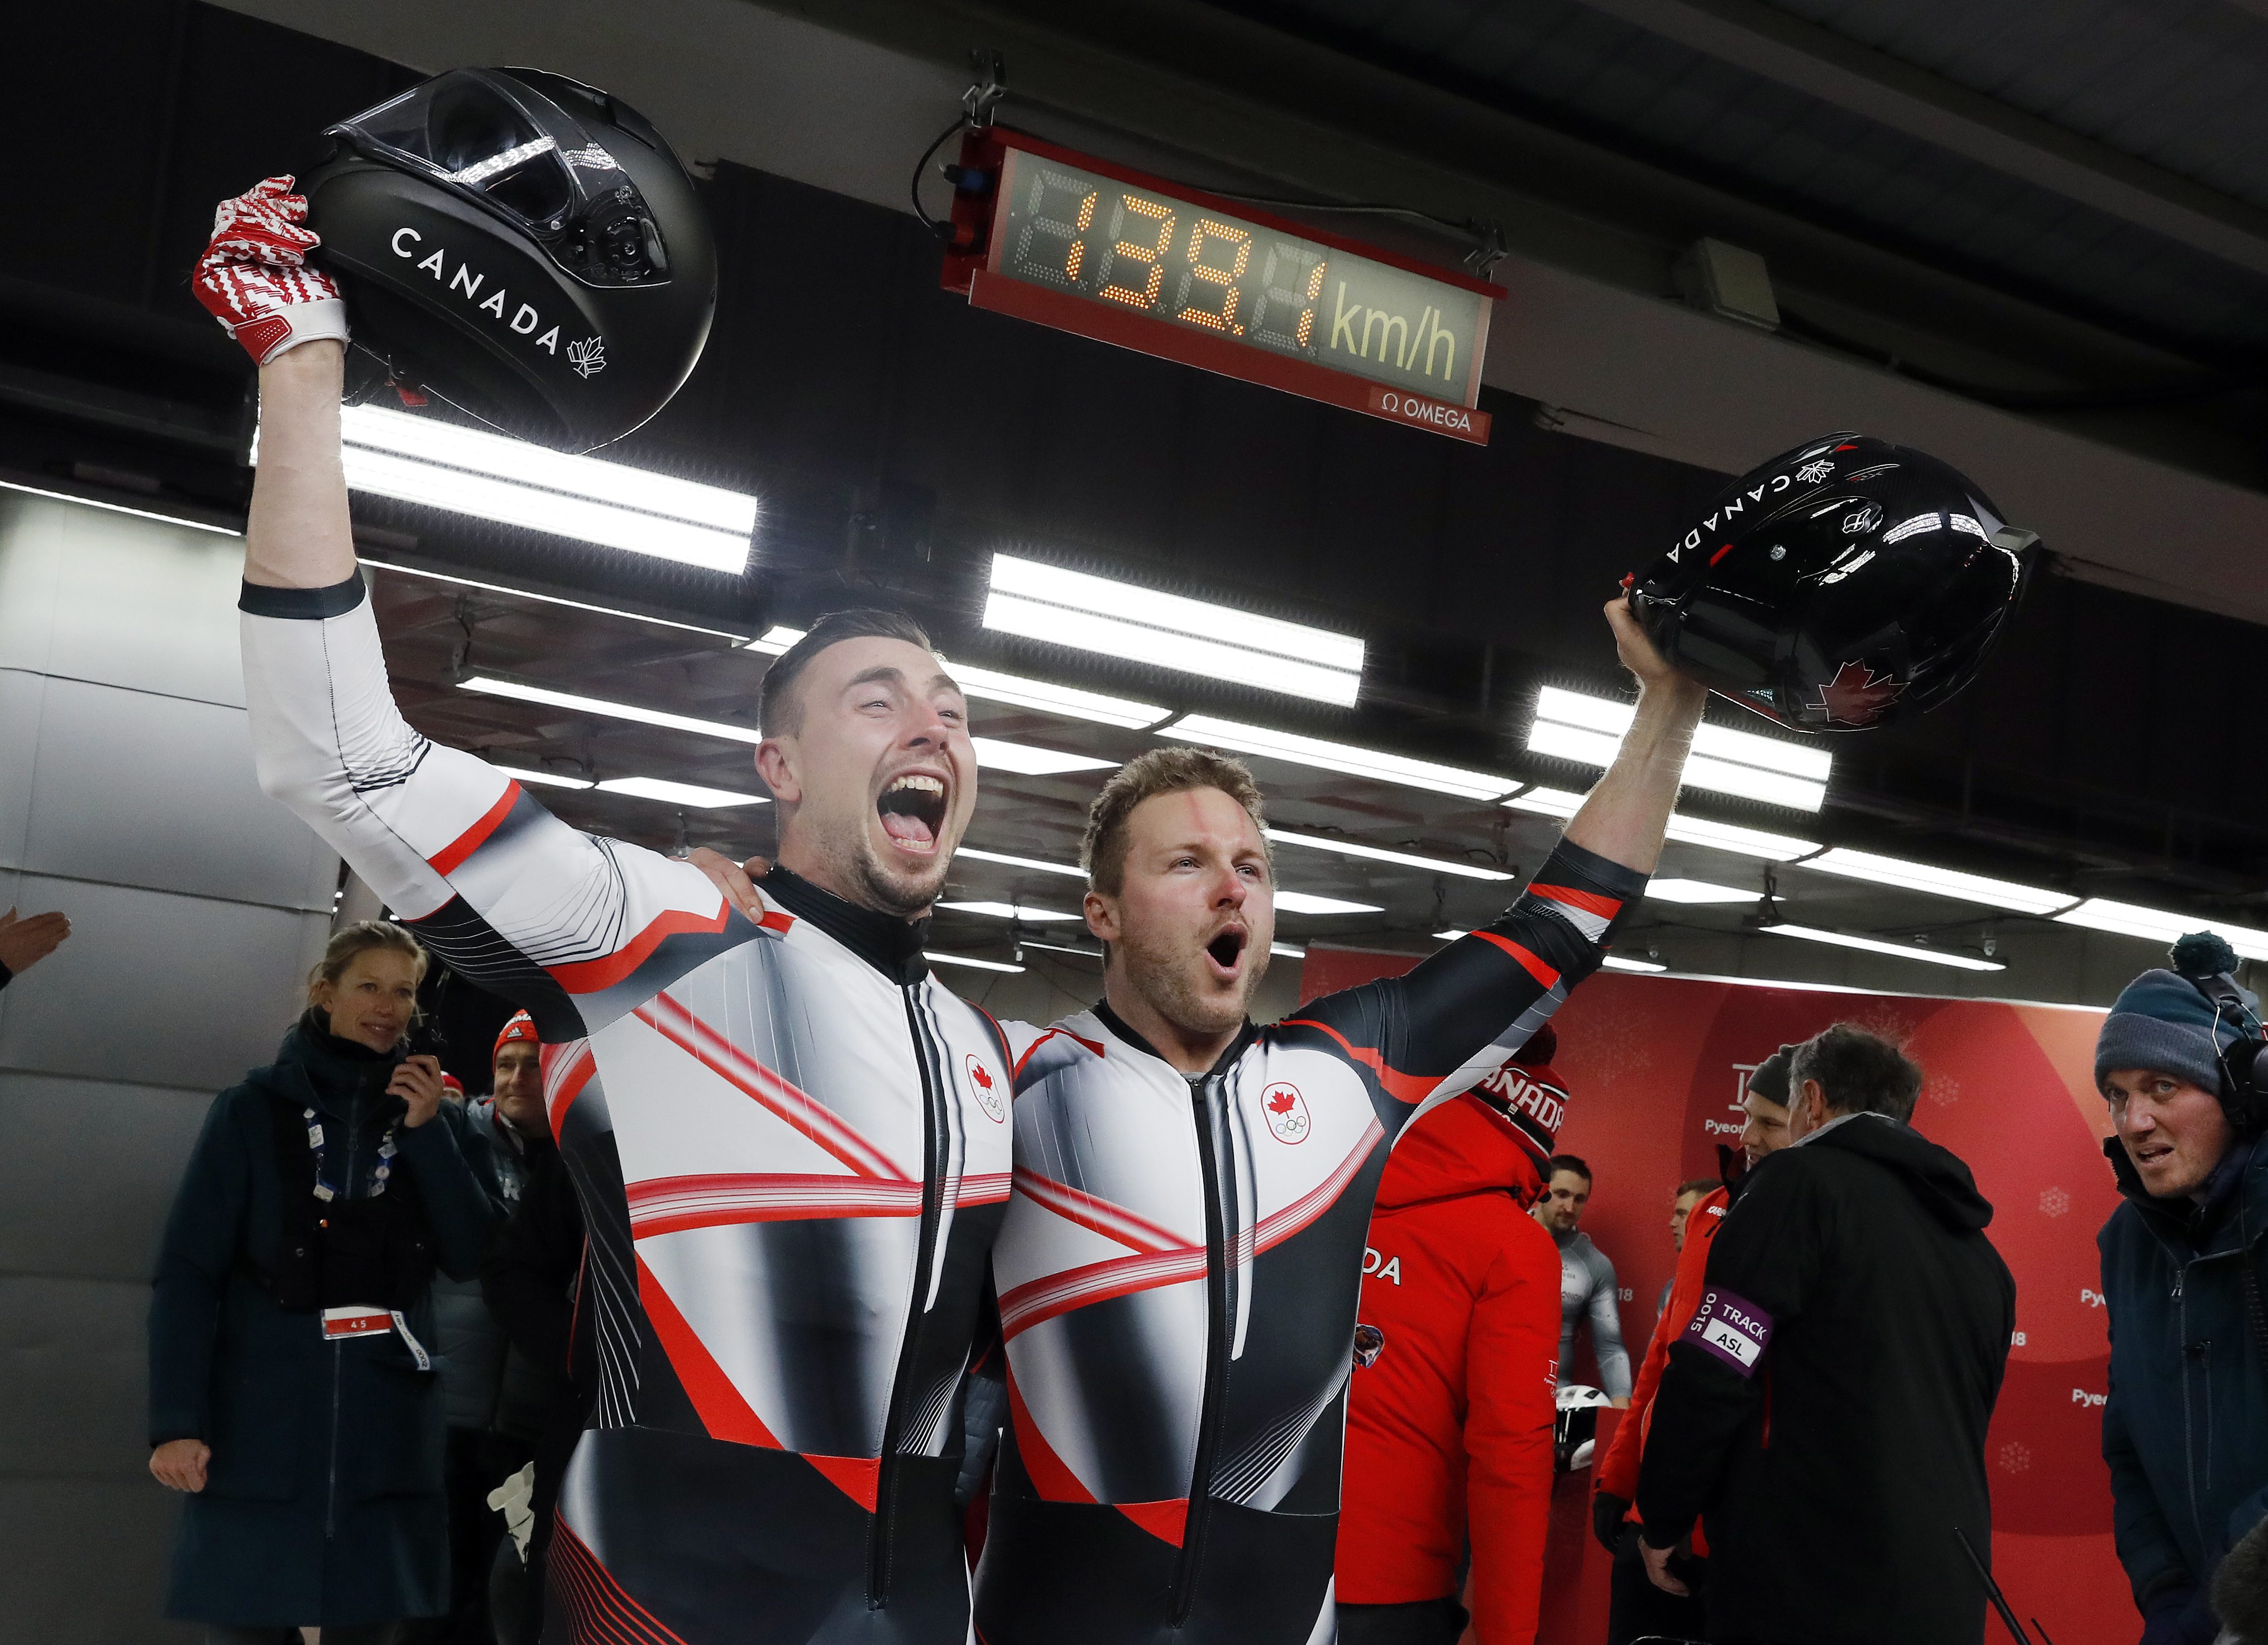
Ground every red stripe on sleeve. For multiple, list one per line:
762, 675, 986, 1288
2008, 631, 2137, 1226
1280, 1017, 1434, 1106
1468, 930, 1561, 988
547, 905, 730, 994
1528, 882, 1623, 921
428, 782, 519, 877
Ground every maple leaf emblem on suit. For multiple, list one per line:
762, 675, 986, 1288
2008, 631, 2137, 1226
1261, 1082, 1311, 1144
966, 1053, 1006, 1122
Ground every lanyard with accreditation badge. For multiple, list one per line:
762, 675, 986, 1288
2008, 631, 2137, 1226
302, 1103, 433, 1370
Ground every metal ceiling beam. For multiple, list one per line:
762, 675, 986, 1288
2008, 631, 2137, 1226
1573, 0, 2268, 277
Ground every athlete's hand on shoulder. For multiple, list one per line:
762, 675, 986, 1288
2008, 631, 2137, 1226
149, 1437, 209, 1493
193, 176, 350, 366
682, 848, 771, 925
389, 1053, 446, 1128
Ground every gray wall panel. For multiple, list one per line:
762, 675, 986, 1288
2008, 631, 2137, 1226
0, 873, 323, 1094
0, 1477, 189, 1644
0, 495, 249, 709
0, 1276, 148, 1479
15, 675, 334, 911
0, 1074, 216, 1283
0, 668, 41, 867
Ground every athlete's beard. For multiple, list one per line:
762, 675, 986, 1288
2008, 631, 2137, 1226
787, 804, 950, 920
1115, 917, 1269, 1045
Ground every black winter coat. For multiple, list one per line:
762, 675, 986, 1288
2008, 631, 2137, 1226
2098, 1135, 2268, 1611
147, 1016, 499, 1627
1634, 1113, 2016, 1645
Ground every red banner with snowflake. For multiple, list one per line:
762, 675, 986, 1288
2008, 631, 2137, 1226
1298, 953, 2126, 1644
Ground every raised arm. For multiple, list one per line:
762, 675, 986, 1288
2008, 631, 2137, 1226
1283, 599, 1706, 1132
202, 180, 748, 1039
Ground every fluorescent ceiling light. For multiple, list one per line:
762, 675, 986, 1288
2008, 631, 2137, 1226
1503, 791, 1817, 860
460, 676, 762, 744
362, 559, 751, 643
330, 404, 756, 573
1436, 929, 1470, 940
1169, 715, 1513, 801
1645, 878, 1755, 905
985, 554, 1365, 705
924, 951, 1025, 973
746, 625, 806, 656
938, 901, 1083, 922
1275, 890, 1385, 916
2055, 899, 2268, 962
1503, 787, 1585, 820
494, 763, 593, 791
1266, 828, 1515, 881
1663, 814, 1820, 862
955, 847, 1085, 878
595, 776, 769, 809
1271, 942, 1308, 958
1020, 939, 1104, 961
1, 475, 241, 537
1529, 687, 1830, 811
946, 660, 1168, 729
1762, 924, 2004, 972
1602, 955, 1669, 973
971, 737, 1117, 776
1801, 848, 2075, 916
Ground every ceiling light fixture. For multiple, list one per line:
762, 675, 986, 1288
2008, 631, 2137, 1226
1761, 924, 2005, 972
970, 738, 1117, 776
328, 404, 757, 573
492, 763, 594, 791
955, 847, 1086, 878
947, 659, 1169, 729
937, 900, 1083, 922
1018, 938, 1105, 962
1645, 878, 1757, 905
1502, 787, 1585, 820
985, 554, 1366, 705
460, 676, 762, 743
361, 559, 753, 643
1528, 687, 1831, 811
1, 475, 242, 537
1800, 848, 2075, 916
1602, 955, 1669, 973
1663, 814, 1821, 862
595, 776, 769, 809
2054, 899, 2268, 962
1265, 828, 1515, 881
1274, 891, 1385, 916
744, 625, 806, 657
924, 951, 1026, 973
1271, 942, 1308, 959
1170, 716, 1514, 801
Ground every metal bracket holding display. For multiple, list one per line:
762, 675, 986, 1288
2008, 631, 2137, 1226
940, 127, 1503, 444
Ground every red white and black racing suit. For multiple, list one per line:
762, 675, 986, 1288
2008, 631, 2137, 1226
977, 840, 1643, 1644
242, 574, 1013, 1645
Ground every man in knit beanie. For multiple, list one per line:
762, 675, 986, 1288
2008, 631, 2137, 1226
2095, 934, 2268, 1645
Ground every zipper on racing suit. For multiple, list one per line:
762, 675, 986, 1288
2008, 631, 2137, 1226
869, 983, 951, 1608
1170, 1069, 1233, 1627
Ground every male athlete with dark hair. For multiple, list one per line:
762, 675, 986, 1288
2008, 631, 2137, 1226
975, 610, 1707, 1644
200, 181, 1011, 1645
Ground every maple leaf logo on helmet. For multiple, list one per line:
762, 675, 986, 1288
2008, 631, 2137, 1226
1812, 659, 1907, 727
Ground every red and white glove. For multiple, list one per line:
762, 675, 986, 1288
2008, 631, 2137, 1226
193, 176, 349, 366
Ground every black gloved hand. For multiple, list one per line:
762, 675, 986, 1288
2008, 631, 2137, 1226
1592, 1490, 1630, 1555
2136, 1585, 2216, 1645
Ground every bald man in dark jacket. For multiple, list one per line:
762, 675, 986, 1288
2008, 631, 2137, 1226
1635, 1025, 2015, 1645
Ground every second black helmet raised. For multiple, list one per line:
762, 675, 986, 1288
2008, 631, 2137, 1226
304, 67, 717, 452
1627, 433, 2034, 732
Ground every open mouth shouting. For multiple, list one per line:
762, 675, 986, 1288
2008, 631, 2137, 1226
1203, 923, 1249, 981
877, 771, 950, 857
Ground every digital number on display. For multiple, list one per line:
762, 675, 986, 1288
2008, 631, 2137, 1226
991, 151, 1490, 408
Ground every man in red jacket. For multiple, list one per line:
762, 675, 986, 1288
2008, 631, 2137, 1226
1334, 1028, 1571, 1645
1590, 1044, 1795, 1645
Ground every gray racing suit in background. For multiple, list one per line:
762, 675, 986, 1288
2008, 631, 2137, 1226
1554, 1229, 1632, 1397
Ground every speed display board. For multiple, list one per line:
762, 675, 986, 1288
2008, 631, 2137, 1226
942, 130, 1501, 443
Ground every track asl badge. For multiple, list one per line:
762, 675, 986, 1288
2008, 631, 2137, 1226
1262, 1081, 1311, 1144
966, 1053, 1006, 1122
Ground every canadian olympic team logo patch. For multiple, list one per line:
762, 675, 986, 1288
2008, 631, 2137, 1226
1686, 1287, 1773, 1378
1261, 1082, 1310, 1144
965, 1054, 1006, 1123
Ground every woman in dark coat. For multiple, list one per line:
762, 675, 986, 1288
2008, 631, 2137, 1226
148, 920, 500, 1644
